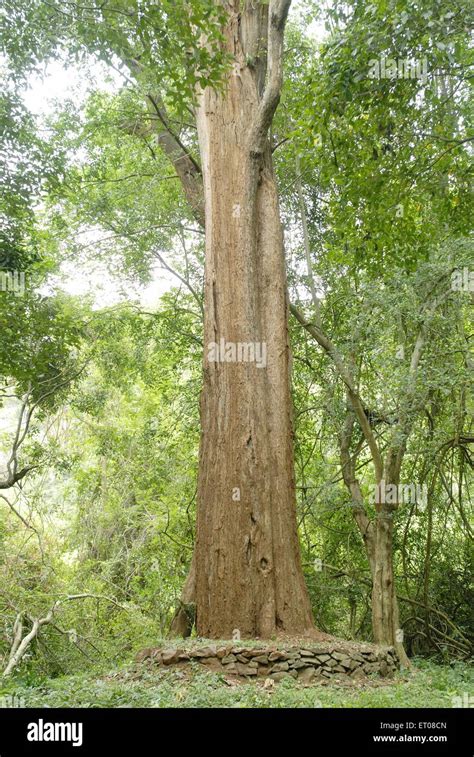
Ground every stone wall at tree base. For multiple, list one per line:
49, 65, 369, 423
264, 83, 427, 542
136, 642, 400, 682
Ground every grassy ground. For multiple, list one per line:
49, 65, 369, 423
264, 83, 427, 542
1, 659, 472, 708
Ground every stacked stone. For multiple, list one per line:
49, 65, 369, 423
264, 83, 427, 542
136, 644, 399, 681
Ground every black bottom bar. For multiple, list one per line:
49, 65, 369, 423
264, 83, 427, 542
0, 708, 471, 755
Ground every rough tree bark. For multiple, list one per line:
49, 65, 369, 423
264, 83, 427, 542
372, 497, 412, 666
170, 0, 316, 639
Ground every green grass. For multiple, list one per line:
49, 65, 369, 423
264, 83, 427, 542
1, 659, 472, 708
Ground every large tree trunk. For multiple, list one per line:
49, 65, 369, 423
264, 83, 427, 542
185, 1, 315, 639
372, 497, 410, 666
372, 509, 395, 646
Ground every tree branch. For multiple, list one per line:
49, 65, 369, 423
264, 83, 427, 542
249, 0, 292, 156
290, 303, 384, 480
2, 594, 128, 677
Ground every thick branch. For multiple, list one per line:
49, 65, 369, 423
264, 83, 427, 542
2, 594, 128, 677
248, 0, 292, 155
146, 94, 205, 227
125, 58, 205, 227
386, 287, 452, 482
339, 408, 375, 570
290, 303, 384, 480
